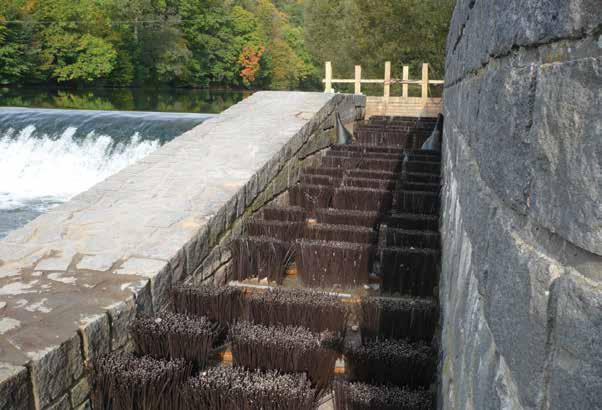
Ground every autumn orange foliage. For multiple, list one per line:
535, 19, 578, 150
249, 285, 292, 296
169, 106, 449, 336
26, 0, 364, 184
239, 45, 265, 85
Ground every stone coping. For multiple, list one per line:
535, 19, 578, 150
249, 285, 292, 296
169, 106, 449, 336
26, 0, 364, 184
0, 91, 366, 409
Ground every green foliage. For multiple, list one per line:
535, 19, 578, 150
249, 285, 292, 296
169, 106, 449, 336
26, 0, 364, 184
0, 0, 454, 90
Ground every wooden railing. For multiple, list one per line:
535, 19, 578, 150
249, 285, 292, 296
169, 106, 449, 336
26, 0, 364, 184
323, 61, 444, 118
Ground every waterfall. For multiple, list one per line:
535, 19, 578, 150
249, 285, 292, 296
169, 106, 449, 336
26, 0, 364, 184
0, 107, 212, 237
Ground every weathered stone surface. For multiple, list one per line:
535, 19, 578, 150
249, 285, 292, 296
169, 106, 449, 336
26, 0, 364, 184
28, 334, 83, 408
69, 376, 90, 408
44, 394, 70, 410
79, 314, 110, 362
529, 57, 601, 254
441, 2, 601, 409
544, 273, 602, 409
446, 0, 602, 85
74, 400, 91, 410
0, 364, 34, 410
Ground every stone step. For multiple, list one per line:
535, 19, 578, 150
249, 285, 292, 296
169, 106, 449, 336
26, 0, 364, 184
384, 213, 439, 231
344, 338, 435, 387
393, 190, 440, 215
380, 247, 439, 296
359, 296, 438, 342
383, 227, 440, 249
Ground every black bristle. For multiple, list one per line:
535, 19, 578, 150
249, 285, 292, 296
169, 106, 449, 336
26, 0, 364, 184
344, 339, 435, 387
357, 159, 401, 173
333, 380, 432, 410
380, 247, 439, 296
263, 206, 306, 222
402, 172, 440, 184
230, 321, 340, 388
342, 176, 395, 191
393, 190, 440, 214
130, 312, 221, 369
332, 187, 393, 212
246, 220, 305, 242
316, 208, 380, 228
326, 150, 401, 161
172, 285, 244, 325
182, 366, 319, 410
321, 156, 362, 170
346, 169, 397, 180
302, 167, 346, 178
295, 240, 372, 288
300, 174, 342, 187
303, 223, 376, 244
289, 184, 335, 213
92, 352, 191, 410
383, 213, 438, 231
399, 181, 440, 192
246, 287, 349, 334
384, 227, 440, 249
231, 237, 291, 284
330, 145, 404, 155
404, 160, 440, 175
359, 296, 437, 342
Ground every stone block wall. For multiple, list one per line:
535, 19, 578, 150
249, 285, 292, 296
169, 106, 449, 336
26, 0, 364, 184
0, 92, 365, 410
440, 1, 601, 409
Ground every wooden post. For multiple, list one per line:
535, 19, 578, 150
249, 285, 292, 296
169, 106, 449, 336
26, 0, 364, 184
325, 61, 333, 93
384, 61, 391, 100
402, 66, 409, 99
354, 65, 362, 94
421, 63, 429, 100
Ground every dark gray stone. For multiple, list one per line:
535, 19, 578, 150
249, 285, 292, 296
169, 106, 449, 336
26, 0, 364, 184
441, 1, 601, 409
0, 364, 34, 410
544, 273, 602, 409
529, 57, 601, 254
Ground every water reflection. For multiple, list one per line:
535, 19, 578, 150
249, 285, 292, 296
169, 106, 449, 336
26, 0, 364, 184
0, 87, 250, 114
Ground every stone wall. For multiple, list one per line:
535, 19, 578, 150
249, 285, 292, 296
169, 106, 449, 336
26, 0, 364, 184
0, 91, 365, 410
439, 1, 601, 409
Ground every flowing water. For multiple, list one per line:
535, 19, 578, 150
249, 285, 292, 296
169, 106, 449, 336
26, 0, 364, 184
0, 88, 246, 238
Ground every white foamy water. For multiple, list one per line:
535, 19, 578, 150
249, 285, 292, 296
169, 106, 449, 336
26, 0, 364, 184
0, 107, 212, 238
0, 125, 159, 210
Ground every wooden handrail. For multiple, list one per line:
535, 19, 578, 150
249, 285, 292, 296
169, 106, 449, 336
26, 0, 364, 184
323, 61, 444, 99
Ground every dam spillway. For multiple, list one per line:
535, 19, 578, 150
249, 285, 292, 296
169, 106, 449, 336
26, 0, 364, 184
0, 108, 212, 238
